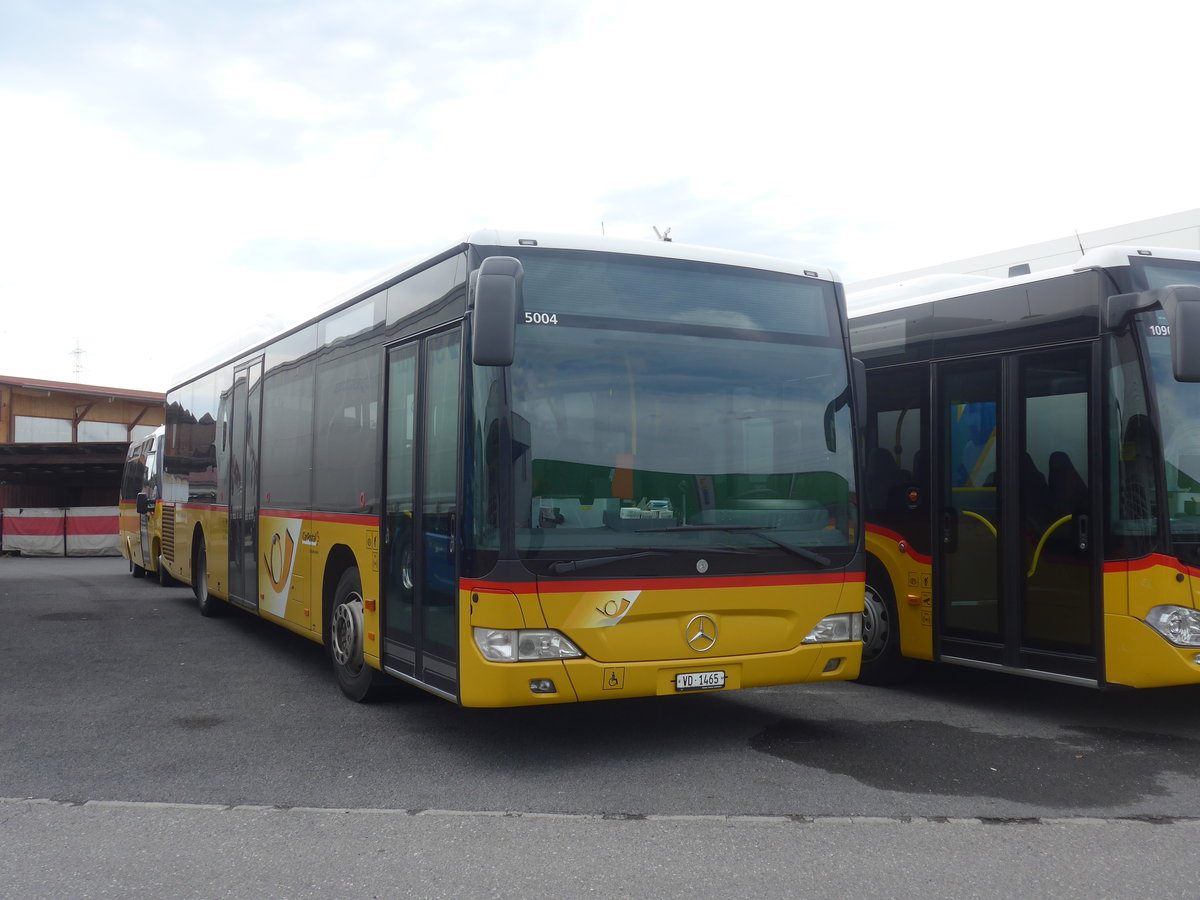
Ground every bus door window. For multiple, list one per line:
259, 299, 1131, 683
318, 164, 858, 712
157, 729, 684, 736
382, 330, 461, 687
228, 359, 264, 609
1019, 349, 1093, 654
384, 343, 418, 655
938, 361, 1001, 641
420, 330, 462, 662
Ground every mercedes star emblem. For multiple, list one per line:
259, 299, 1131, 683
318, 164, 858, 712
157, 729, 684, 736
685, 614, 718, 652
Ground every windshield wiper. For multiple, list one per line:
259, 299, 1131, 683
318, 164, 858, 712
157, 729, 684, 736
548, 551, 669, 575
547, 545, 752, 575
639, 524, 833, 568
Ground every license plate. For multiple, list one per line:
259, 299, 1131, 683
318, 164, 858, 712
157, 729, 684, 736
675, 670, 725, 692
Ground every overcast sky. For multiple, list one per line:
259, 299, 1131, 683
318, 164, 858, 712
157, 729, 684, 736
3, 0, 1198, 391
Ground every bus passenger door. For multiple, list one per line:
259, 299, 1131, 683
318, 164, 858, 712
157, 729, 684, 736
935, 347, 1098, 681
937, 360, 1002, 661
1016, 347, 1097, 679
228, 358, 264, 611
382, 330, 462, 699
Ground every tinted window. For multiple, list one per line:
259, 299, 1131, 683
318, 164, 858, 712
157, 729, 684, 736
121, 439, 149, 501
1136, 259, 1200, 290
321, 293, 384, 346
863, 365, 931, 557
261, 359, 315, 510
166, 372, 220, 504
313, 347, 380, 513
386, 254, 467, 330
476, 247, 837, 338
851, 303, 934, 365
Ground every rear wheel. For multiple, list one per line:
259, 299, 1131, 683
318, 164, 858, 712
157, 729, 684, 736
330, 568, 384, 702
194, 540, 223, 617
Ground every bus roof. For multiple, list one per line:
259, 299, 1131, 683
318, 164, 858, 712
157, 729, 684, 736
171, 230, 840, 390
293, 230, 840, 328
847, 244, 1200, 318
462, 229, 840, 281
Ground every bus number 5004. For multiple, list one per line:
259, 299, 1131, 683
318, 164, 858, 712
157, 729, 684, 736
525, 312, 559, 325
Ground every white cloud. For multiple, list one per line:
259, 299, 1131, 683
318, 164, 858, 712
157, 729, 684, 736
1, 0, 1199, 389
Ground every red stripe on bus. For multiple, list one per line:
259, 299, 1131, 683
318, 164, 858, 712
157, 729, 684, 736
865, 523, 933, 565
1108, 553, 1200, 578
260, 508, 378, 526
171, 504, 379, 528
462, 571, 861, 595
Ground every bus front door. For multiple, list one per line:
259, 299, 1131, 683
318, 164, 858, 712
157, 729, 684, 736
382, 330, 462, 699
936, 346, 1099, 682
228, 358, 264, 611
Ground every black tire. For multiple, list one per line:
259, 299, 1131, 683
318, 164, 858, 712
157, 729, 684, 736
157, 555, 176, 587
857, 562, 914, 685
330, 568, 385, 702
194, 540, 223, 617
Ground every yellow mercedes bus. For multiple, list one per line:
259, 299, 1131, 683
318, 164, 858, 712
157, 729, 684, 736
155, 230, 865, 706
851, 245, 1200, 688
120, 426, 166, 581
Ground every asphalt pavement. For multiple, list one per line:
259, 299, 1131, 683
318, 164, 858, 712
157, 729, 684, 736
4, 556, 1200, 898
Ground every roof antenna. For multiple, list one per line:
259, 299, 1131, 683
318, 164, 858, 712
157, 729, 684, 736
653, 226, 672, 242
1075, 230, 1086, 255
70, 339, 86, 380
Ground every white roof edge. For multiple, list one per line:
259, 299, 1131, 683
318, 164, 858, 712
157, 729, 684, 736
1071, 244, 1200, 270
464, 228, 840, 282
848, 243, 1200, 318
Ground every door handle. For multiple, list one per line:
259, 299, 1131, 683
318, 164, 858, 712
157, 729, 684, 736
942, 508, 957, 549
1075, 513, 1090, 552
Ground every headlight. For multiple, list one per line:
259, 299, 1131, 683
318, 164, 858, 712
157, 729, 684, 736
802, 613, 863, 644
473, 628, 584, 662
1145, 606, 1200, 647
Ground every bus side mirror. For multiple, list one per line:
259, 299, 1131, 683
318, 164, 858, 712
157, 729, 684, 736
136, 492, 150, 515
471, 256, 524, 367
1109, 285, 1200, 382
1159, 285, 1200, 382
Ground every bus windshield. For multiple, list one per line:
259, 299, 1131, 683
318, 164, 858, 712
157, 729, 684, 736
492, 248, 856, 576
1136, 259, 1200, 551
1140, 309, 1200, 550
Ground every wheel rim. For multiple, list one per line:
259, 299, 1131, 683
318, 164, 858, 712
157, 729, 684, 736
332, 594, 365, 675
861, 584, 891, 662
196, 547, 208, 600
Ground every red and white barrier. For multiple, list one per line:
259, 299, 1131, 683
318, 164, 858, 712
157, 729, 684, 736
2, 507, 120, 557
1, 508, 64, 557
66, 507, 120, 557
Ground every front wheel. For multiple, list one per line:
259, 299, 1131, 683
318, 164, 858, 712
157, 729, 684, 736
330, 568, 384, 702
157, 555, 177, 587
857, 567, 914, 685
